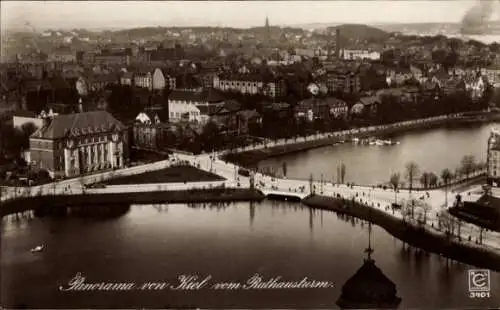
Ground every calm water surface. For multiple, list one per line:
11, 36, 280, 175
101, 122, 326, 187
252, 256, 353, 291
259, 123, 498, 185
1, 201, 499, 309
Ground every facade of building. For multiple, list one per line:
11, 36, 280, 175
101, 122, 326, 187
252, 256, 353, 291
386, 68, 414, 86
29, 111, 128, 179
169, 102, 202, 123
12, 111, 44, 129
135, 112, 161, 125
342, 50, 381, 61
49, 48, 76, 63
264, 79, 287, 98
134, 71, 153, 90
168, 89, 224, 122
121, 72, 134, 86
88, 74, 120, 92
324, 71, 361, 94
484, 65, 500, 87
295, 97, 349, 121
167, 75, 177, 90
94, 51, 131, 66
133, 111, 164, 150
213, 74, 286, 98
213, 74, 264, 95
487, 128, 500, 185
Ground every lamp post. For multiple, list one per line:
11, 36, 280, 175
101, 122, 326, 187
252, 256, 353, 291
320, 173, 324, 194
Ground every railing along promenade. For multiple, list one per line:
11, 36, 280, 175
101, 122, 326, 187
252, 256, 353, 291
226, 113, 476, 155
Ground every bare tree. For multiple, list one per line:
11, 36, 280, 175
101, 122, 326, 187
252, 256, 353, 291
401, 202, 412, 224
456, 219, 462, 241
479, 227, 485, 244
282, 162, 287, 177
460, 155, 476, 180
441, 168, 453, 207
428, 172, 438, 188
340, 163, 346, 184
415, 200, 431, 226
405, 161, 419, 194
420, 172, 430, 189
409, 199, 416, 220
309, 173, 314, 195
439, 211, 452, 240
389, 172, 401, 204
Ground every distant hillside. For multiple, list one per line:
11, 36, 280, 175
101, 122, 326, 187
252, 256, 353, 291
373, 23, 462, 36
330, 24, 390, 43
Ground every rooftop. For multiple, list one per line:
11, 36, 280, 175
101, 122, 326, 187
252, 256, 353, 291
169, 88, 225, 103
31, 111, 125, 140
336, 259, 401, 309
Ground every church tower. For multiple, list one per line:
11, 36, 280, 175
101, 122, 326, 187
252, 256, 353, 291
265, 15, 270, 44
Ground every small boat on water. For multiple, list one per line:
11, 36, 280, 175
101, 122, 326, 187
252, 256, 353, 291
30, 245, 44, 253
383, 140, 400, 145
366, 138, 400, 146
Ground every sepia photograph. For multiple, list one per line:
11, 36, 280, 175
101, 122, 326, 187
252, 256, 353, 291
0, 0, 499, 308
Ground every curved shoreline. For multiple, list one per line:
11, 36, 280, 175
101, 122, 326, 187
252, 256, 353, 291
3, 185, 500, 271
0, 188, 265, 217
302, 195, 500, 272
223, 112, 500, 169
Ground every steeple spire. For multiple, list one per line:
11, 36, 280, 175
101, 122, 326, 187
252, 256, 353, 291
265, 15, 270, 45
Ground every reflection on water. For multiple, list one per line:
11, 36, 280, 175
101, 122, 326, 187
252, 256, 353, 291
1, 200, 499, 309
259, 123, 498, 185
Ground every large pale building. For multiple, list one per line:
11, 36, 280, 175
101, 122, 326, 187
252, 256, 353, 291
487, 128, 500, 185
213, 74, 287, 98
29, 111, 128, 179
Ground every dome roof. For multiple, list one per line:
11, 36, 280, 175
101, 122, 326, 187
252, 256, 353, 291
336, 259, 401, 309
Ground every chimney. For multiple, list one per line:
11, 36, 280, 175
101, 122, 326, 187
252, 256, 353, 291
78, 97, 83, 113
335, 29, 340, 59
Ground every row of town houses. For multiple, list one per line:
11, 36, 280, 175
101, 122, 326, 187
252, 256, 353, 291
67, 64, 493, 103
4, 58, 499, 100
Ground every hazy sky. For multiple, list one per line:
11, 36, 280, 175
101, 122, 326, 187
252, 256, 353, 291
1, 1, 479, 31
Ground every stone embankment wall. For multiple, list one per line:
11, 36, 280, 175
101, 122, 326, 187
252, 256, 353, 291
302, 195, 500, 272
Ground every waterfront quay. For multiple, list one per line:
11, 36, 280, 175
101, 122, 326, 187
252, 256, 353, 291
3, 149, 500, 267
223, 112, 498, 164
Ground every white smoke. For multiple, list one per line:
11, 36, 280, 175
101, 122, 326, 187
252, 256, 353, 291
461, 0, 500, 34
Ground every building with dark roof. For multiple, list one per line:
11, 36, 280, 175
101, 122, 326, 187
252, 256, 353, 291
29, 111, 128, 178
296, 97, 349, 121
337, 222, 401, 309
336, 258, 402, 309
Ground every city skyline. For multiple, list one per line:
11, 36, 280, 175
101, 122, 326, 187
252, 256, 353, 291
1, 1, 479, 31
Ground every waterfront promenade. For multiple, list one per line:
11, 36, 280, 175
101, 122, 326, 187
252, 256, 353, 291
2, 112, 500, 258
225, 114, 459, 155
2, 151, 499, 254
